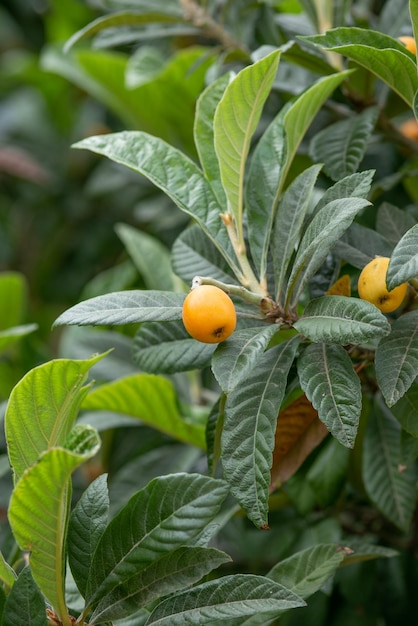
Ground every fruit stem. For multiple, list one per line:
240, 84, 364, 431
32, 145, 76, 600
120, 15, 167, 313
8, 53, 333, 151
191, 275, 276, 314
220, 212, 269, 298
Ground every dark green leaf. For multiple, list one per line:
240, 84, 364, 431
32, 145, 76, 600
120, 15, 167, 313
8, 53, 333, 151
363, 396, 417, 531
376, 202, 416, 248
286, 198, 371, 307
133, 321, 215, 374
68, 474, 110, 598
89, 547, 230, 624
171, 225, 239, 287
73, 132, 238, 273
146, 574, 305, 625
386, 223, 418, 289
297, 342, 361, 448
272, 164, 322, 301
309, 106, 379, 181
222, 337, 300, 527
211, 325, 278, 393
334, 222, 392, 268
294, 296, 391, 344
54, 291, 184, 327
85, 473, 229, 609
302, 28, 418, 106
266, 543, 345, 599
391, 381, 418, 437
375, 310, 418, 406
341, 540, 398, 566
3, 567, 47, 626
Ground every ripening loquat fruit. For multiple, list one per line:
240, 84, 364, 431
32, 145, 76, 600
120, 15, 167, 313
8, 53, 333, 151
399, 118, 418, 142
357, 256, 408, 313
182, 284, 236, 343
398, 35, 417, 55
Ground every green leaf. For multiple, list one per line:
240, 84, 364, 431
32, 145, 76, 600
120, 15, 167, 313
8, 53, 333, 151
302, 28, 418, 106
133, 321, 215, 374
315, 170, 375, 211
390, 381, 418, 437
65, 10, 183, 51
0, 550, 16, 588
85, 473, 229, 609
386, 223, 418, 289
294, 296, 391, 345
376, 202, 416, 248
222, 337, 300, 527
334, 222, 392, 269
115, 224, 176, 291
89, 547, 230, 624
245, 108, 287, 280
272, 164, 322, 301
363, 396, 417, 531
125, 46, 166, 89
8, 431, 101, 623
375, 310, 418, 406
309, 106, 379, 181
171, 225, 239, 286
146, 574, 305, 625
3, 567, 47, 626
341, 540, 398, 566
211, 325, 279, 393
72, 132, 238, 274
5, 354, 105, 482
68, 474, 110, 598
0, 323, 38, 353
266, 543, 345, 599
306, 437, 350, 507
82, 373, 206, 449
194, 73, 231, 207
297, 342, 361, 448
213, 50, 281, 242
54, 291, 184, 327
282, 71, 352, 179
285, 197, 371, 307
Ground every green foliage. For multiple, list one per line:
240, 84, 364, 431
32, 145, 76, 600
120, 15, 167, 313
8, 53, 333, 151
3, 0, 418, 624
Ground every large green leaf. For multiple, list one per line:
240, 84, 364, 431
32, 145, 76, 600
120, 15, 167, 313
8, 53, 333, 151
391, 382, 418, 437
363, 396, 417, 531
85, 473, 229, 609
194, 73, 231, 207
211, 325, 279, 393
309, 106, 379, 181
65, 9, 184, 50
245, 107, 287, 281
297, 342, 361, 448
115, 224, 176, 291
375, 310, 418, 406
294, 296, 391, 345
5, 354, 104, 482
213, 50, 281, 243
315, 170, 375, 210
133, 321, 215, 374
72, 132, 238, 274
272, 164, 322, 301
145, 574, 305, 625
68, 474, 110, 598
89, 547, 230, 624
82, 373, 206, 449
266, 543, 345, 599
54, 291, 184, 327
0, 271, 28, 331
285, 197, 371, 307
222, 337, 300, 527
386, 223, 418, 289
2, 567, 47, 626
171, 225, 239, 286
376, 202, 416, 248
8, 429, 101, 623
302, 28, 418, 106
